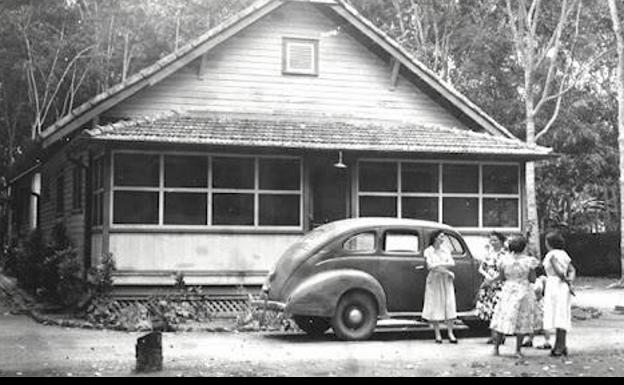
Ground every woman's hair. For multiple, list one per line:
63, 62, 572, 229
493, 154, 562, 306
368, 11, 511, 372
507, 235, 527, 253
428, 230, 445, 246
546, 232, 565, 249
489, 231, 507, 244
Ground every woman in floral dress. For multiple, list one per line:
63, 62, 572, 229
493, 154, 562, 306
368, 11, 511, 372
486, 235, 538, 358
476, 232, 507, 344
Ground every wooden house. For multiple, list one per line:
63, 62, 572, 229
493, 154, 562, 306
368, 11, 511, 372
8, 0, 552, 290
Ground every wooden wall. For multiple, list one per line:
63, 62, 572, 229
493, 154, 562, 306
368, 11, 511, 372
105, 2, 467, 129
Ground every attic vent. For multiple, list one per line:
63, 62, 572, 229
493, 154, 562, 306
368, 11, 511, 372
282, 38, 318, 76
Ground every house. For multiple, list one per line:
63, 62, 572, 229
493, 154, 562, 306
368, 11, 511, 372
8, 0, 552, 290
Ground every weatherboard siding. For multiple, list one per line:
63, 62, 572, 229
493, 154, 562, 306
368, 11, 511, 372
105, 2, 467, 129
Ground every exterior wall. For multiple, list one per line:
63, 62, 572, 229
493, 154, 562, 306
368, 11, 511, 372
109, 233, 300, 285
39, 150, 88, 262
105, 2, 467, 129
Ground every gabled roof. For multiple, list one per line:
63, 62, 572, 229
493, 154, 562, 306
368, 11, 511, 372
84, 113, 553, 159
42, 0, 533, 151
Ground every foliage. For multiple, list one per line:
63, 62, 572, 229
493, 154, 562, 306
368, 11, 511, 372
15, 228, 47, 294
87, 252, 116, 298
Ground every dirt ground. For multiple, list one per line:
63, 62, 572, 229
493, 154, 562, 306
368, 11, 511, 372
1, 277, 624, 377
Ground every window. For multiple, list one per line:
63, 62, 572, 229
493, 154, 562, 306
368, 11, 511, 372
282, 38, 319, 76
445, 233, 466, 258
72, 166, 83, 211
55, 172, 64, 217
111, 152, 302, 228
357, 161, 520, 229
343, 232, 376, 252
91, 157, 104, 226
384, 232, 420, 253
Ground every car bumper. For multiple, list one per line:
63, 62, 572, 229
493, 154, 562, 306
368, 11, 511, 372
250, 298, 287, 312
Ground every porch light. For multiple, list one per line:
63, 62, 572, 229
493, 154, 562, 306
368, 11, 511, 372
333, 151, 347, 169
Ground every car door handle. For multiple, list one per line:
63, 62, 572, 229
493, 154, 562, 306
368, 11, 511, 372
414, 266, 425, 271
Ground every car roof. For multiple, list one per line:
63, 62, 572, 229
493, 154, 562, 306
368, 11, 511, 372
318, 217, 456, 234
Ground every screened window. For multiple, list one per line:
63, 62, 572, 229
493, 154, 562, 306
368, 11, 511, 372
282, 38, 318, 76
357, 161, 520, 229
112, 153, 302, 228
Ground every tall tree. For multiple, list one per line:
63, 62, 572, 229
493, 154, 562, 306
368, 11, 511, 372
503, 0, 608, 255
608, 0, 624, 282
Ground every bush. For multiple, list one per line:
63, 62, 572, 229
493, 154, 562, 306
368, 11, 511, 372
1, 242, 19, 277
87, 253, 116, 298
15, 229, 48, 294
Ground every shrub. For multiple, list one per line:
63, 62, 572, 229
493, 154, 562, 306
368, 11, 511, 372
88, 253, 116, 298
16, 229, 48, 294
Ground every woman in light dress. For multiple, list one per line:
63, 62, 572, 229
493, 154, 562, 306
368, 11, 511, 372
542, 232, 576, 357
422, 230, 458, 344
485, 235, 538, 358
475, 231, 507, 344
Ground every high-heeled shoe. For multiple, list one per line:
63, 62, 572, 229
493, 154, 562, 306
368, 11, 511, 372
448, 337, 458, 344
550, 348, 568, 357
435, 338, 443, 344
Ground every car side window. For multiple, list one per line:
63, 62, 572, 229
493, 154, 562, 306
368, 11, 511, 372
383, 232, 420, 254
343, 232, 376, 253
445, 233, 466, 258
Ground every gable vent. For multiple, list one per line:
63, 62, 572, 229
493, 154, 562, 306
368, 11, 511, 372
283, 38, 318, 76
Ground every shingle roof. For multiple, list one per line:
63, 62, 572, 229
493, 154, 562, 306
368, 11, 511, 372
85, 114, 553, 159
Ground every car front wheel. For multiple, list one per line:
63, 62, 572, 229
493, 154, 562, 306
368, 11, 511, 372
331, 291, 378, 341
293, 316, 331, 337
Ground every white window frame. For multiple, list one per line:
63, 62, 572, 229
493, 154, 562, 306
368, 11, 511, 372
110, 150, 304, 231
282, 37, 319, 76
356, 159, 521, 231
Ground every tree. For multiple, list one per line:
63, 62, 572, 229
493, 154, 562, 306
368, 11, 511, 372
608, 0, 624, 282
503, 0, 610, 255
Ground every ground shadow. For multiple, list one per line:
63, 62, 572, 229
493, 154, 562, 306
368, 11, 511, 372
261, 326, 490, 343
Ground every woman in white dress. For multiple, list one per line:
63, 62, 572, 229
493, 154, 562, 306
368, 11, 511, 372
422, 230, 458, 344
542, 232, 576, 357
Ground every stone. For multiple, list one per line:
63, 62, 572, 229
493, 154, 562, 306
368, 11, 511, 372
135, 332, 163, 372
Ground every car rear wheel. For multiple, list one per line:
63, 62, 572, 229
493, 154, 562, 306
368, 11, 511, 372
331, 291, 378, 341
293, 316, 331, 337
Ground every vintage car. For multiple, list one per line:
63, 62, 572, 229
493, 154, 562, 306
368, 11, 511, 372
256, 217, 487, 341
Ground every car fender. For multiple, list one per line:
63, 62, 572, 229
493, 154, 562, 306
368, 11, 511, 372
284, 269, 388, 319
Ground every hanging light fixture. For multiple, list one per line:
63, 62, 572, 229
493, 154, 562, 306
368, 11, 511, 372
333, 151, 347, 169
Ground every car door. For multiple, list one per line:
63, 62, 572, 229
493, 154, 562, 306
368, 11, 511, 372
375, 229, 426, 313
444, 232, 476, 311
316, 230, 380, 281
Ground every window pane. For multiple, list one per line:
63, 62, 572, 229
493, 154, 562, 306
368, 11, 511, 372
213, 157, 254, 189
259, 194, 300, 226
165, 156, 207, 188
359, 196, 397, 217
483, 198, 519, 227
443, 198, 478, 227
164, 193, 207, 225
384, 233, 420, 253
483, 165, 519, 194
446, 235, 466, 257
344, 233, 375, 252
113, 191, 159, 224
114, 153, 159, 187
213, 193, 254, 225
402, 163, 438, 193
402, 197, 438, 222
443, 164, 478, 193
359, 162, 397, 192
259, 159, 300, 190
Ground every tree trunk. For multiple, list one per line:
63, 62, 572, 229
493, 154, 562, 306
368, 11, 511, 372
608, 0, 624, 280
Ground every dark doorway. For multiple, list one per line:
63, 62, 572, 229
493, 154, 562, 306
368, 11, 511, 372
311, 165, 349, 228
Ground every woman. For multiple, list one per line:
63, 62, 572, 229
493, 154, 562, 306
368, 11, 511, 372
542, 232, 576, 357
487, 235, 538, 358
422, 230, 458, 344
476, 231, 507, 344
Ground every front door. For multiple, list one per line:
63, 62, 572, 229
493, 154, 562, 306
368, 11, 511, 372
311, 165, 348, 228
